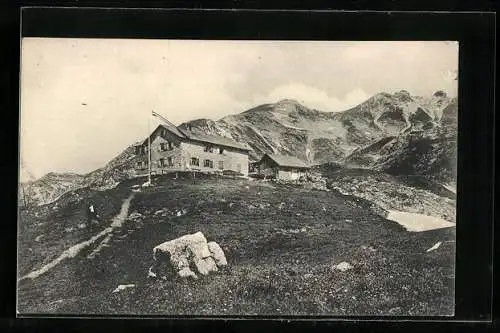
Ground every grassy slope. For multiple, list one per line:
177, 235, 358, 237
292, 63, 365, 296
17, 174, 455, 316
17, 186, 133, 277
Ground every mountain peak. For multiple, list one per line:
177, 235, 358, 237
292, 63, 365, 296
272, 99, 308, 113
275, 98, 301, 105
433, 90, 447, 98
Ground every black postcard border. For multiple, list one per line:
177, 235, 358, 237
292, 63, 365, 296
2, 6, 495, 333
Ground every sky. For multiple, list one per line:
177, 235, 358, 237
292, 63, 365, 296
20, 38, 458, 181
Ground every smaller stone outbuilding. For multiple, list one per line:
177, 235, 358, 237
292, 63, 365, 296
257, 153, 310, 181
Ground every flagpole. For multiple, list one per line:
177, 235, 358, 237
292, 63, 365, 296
148, 111, 152, 184
21, 182, 28, 210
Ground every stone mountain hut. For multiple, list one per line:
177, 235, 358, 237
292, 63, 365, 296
134, 120, 251, 177
257, 153, 310, 180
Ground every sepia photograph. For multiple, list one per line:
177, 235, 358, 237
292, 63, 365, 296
18, 38, 458, 316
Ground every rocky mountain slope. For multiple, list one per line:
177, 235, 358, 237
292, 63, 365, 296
20, 145, 139, 207
178, 90, 454, 165
20, 90, 457, 206
19, 173, 87, 207
344, 96, 457, 183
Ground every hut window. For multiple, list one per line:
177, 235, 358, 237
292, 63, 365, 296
204, 159, 214, 168
160, 142, 172, 151
159, 158, 165, 167
218, 161, 224, 170
167, 157, 173, 166
190, 157, 199, 166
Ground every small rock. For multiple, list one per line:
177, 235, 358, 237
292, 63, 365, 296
334, 262, 353, 272
112, 284, 135, 293
128, 212, 144, 221
389, 306, 402, 314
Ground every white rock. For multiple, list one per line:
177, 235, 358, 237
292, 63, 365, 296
147, 267, 157, 278
128, 212, 143, 221
335, 262, 353, 272
152, 231, 219, 277
112, 284, 135, 293
207, 241, 228, 267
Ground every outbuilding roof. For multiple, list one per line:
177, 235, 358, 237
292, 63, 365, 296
261, 153, 310, 169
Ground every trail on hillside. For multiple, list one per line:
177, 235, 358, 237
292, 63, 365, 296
19, 193, 135, 282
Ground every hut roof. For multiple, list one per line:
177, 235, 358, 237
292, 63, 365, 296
261, 153, 310, 169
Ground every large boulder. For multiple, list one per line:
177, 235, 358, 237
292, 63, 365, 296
150, 231, 227, 279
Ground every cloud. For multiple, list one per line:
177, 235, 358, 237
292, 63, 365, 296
255, 83, 370, 112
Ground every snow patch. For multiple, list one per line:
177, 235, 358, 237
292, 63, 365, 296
386, 210, 455, 232
426, 241, 442, 252
442, 184, 456, 194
